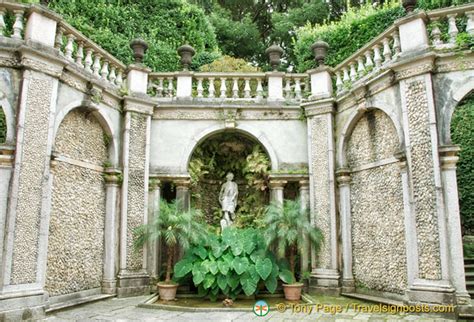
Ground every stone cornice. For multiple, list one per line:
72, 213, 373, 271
123, 95, 155, 115
391, 52, 436, 81
301, 97, 335, 117
268, 173, 309, 182
19, 44, 65, 77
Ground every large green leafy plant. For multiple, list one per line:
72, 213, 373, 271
134, 200, 208, 284
263, 199, 323, 279
173, 228, 293, 300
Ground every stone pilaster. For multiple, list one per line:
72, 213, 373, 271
147, 178, 161, 286
302, 98, 340, 295
0, 145, 14, 292
299, 180, 310, 274
439, 145, 470, 305
269, 179, 286, 204
103, 168, 121, 294
175, 179, 191, 211
336, 168, 354, 293
117, 95, 153, 297
397, 61, 455, 304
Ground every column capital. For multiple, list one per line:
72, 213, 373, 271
103, 168, 122, 185
439, 145, 460, 170
269, 179, 287, 189
394, 149, 408, 171
174, 179, 191, 188
301, 98, 335, 117
335, 168, 351, 185
298, 180, 310, 189
123, 95, 154, 115
148, 178, 161, 190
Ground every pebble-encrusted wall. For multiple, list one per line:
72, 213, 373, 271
405, 79, 441, 280
46, 109, 107, 296
309, 115, 331, 269
126, 113, 148, 271
347, 109, 407, 294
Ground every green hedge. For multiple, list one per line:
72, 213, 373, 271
47, 0, 219, 72
451, 94, 474, 235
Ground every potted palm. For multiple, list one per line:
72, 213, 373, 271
134, 199, 207, 300
263, 198, 323, 300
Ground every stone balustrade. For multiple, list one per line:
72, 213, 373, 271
148, 71, 307, 102
0, 1, 27, 40
427, 3, 474, 49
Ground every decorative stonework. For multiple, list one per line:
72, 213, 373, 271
405, 79, 441, 280
153, 108, 301, 121
126, 113, 148, 271
46, 110, 107, 296
347, 110, 407, 294
11, 73, 54, 285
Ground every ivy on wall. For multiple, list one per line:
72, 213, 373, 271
0, 108, 6, 144
451, 94, 474, 235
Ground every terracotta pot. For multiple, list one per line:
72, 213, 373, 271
157, 282, 179, 301
282, 283, 304, 301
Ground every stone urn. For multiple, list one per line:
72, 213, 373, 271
177, 44, 195, 70
282, 283, 304, 301
402, 0, 417, 13
129, 38, 148, 63
157, 282, 179, 301
265, 43, 284, 71
311, 40, 329, 67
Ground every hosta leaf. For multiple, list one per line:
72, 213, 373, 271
227, 274, 239, 289
230, 241, 244, 256
201, 259, 210, 274
232, 256, 249, 275
279, 269, 295, 284
240, 273, 257, 296
217, 274, 227, 291
193, 245, 208, 260
265, 274, 278, 293
212, 244, 223, 258
255, 258, 272, 280
174, 259, 193, 278
222, 252, 234, 265
218, 260, 230, 275
203, 273, 216, 289
250, 249, 265, 263
209, 260, 218, 275
247, 264, 260, 283
193, 271, 205, 285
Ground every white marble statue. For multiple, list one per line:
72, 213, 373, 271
219, 172, 238, 231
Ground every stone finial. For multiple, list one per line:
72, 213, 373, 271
265, 43, 284, 71
177, 44, 196, 70
402, 0, 417, 13
311, 40, 329, 67
130, 38, 148, 64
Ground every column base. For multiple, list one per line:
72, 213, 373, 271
102, 279, 117, 295
0, 289, 47, 320
116, 271, 150, 298
455, 292, 471, 306
406, 279, 456, 305
308, 269, 341, 296
342, 278, 356, 293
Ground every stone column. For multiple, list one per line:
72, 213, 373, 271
302, 97, 340, 295
269, 179, 286, 204
102, 168, 121, 294
147, 178, 161, 285
299, 180, 310, 274
336, 169, 354, 293
0, 145, 14, 292
439, 145, 470, 305
397, 60, 455, 304
175, 179, 191, 211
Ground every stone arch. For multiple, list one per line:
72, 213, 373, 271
443, 82, 474, 145
0, 91, 15, 144
53, 100, 118, 166
181, 123, 279, 173
337, 105, 403, 168
46, 108, 109, 297
344, 108, 407, 295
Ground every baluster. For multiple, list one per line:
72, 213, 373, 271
55, 26, 65, 52
75, 41, 84, 67
382, 38, 392, 63
244, 78, 251, 98
392, 31, 401, 57
65, 34, 75, 61
350, 62, 357, 82
220, 77, 227, 98
294, 78, 302, 100
373, 45, 382, 68
336, 71, 343, 92
92, 54, 101, 77
284, 78, 291, 99
357, 57, 365, 77
467, 11, 474, 36
101, 60, 109, 80
197, 78, 204, 98
109, 66, 117, 85
343, 67, 350, 82
12, 10, 24, 40
208, 78, 215, 98
156, 78, 164, 97
167, 77, 174, 97
447, 14, 458, 45
256, 78, 263, 99
0, 9, 6, 37
364, 51, 374, 70
116, 69, 123, 86
84, 48, 93, 73
232, 78, 239, 98
430, 18, 443, 46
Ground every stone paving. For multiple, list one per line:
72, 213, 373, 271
42, 295, 461, 321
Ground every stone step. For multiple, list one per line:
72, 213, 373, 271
341, 292, 404, 307
45, 294, 115, 313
